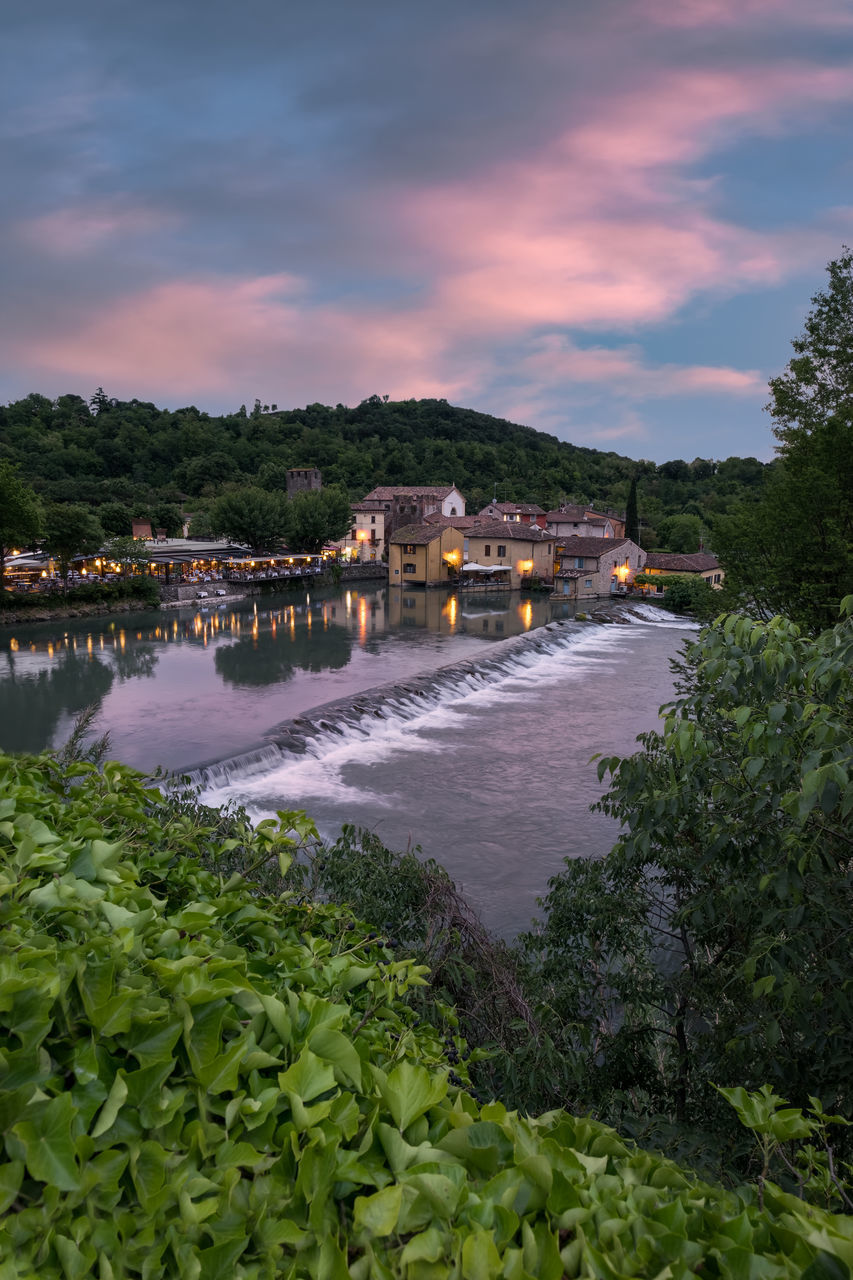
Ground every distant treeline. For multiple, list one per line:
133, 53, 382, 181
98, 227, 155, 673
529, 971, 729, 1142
0, 390, 770, 545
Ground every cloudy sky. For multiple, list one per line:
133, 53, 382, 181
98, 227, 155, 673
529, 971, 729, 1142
2, 0, 852, 461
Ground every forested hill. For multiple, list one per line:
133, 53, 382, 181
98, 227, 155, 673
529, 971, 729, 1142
0, 391, 770, 541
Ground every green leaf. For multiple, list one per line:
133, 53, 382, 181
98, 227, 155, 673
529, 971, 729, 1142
11, 1093, 79, 1191
91, 1069, 129, 1138
375, 1061, 448, 1132
354, 1183, 403, 1237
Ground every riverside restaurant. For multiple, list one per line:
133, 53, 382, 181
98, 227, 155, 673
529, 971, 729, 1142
3, 541, 331, 592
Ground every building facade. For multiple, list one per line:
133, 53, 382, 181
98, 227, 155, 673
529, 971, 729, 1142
388, 524, 464, 586
552, 536, 644, 599
286, 468, 322, 498
462, 520, 556, 587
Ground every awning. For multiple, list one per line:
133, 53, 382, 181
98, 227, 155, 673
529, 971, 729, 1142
461, 563, 492, 572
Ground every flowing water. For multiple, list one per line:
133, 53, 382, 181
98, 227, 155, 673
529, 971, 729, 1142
0, 584, 696, 934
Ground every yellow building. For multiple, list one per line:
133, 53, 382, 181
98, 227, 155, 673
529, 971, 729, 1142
388, 524, 464, 586
462, 520, 555, 588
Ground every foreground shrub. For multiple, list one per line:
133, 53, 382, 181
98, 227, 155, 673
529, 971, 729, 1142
1, 754, 852, 1277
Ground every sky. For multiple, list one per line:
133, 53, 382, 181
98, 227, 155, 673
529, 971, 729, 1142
2, 0, 852, 463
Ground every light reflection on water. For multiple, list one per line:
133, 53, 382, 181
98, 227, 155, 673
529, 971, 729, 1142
0, 584, 580, 769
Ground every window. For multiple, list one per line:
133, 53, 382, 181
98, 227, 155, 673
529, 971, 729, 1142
402, 543, 416, 554
450, 506, 457, 515
370, 515, 375, 524
403, 563, 416, 575
403, 597, 416, 609
574, 557, 584, 569
713, 573, 721, 584
497, 545, 506, 557
484, 544, 491, 556
585, 578, 593, 588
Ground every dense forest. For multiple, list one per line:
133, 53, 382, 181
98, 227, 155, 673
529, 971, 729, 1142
0, 391, 770, 548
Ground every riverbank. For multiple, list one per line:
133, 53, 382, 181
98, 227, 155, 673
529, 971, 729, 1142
0, 596, 158, 625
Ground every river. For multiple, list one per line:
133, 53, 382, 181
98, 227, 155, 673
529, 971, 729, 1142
0, 583, 696, 934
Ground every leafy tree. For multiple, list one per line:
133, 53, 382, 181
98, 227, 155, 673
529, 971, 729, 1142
96, 501, 133, 537
519, 605, 853, 1161
209, 486, 287, 549
101, 535, 151, 576
769, 247, 853, 446
41, 503, 104, 588
624, 475, 640, 543
715, 411, 853, 630
655, 513, 705, 553
714, 250, 853, 630
284, 485, 352, 553
148, 501, 183, 537
0, 462, 42, 588
88, 386, 111, 414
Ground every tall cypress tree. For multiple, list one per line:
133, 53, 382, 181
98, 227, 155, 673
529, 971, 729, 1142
625, 476, 640, 544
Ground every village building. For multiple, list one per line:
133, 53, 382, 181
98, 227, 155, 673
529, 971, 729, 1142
552, 536, 644, 600
544, 504, 625, 540
639, 551, 723, 592
388, 524, 464, 587
461, 519, 556, 589
361, 485, 466, 539
340, 499, 387, 562
476, 501, 546, 527
286, 467, 322, 497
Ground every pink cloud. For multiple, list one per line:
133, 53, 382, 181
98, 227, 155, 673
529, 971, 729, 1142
15, 274, 468, 406
640, 0, 853, 29
519, 337, 764, 399
20, 203, 178, 255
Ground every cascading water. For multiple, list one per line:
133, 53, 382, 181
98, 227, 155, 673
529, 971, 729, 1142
187, 606, 696, 935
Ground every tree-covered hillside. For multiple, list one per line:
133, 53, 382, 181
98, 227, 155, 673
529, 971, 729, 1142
0, 392, 769, 545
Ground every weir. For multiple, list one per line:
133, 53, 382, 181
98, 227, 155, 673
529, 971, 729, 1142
180, 609, 664, 793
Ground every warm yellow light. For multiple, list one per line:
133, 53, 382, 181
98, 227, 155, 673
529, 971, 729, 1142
41, 570, 47, 578
81, 568, 87, 575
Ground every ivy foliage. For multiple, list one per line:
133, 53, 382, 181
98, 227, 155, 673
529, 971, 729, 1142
2, 755, 852, 1277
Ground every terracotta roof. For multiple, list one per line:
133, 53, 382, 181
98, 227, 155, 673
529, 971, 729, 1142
363, 485, 459, 501
644, 552, 719, 572
351, 500, 386, 512
544, 509, 608, 525
481, 501, 545, 515
422, 513, 478, 527
389, 523, 454, 546
556, 536, 630, 558
466, 519, 555, 542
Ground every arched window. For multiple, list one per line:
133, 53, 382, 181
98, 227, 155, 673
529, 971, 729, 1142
450, 507, 457, 515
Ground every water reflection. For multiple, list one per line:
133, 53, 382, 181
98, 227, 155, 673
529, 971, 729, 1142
0, 649, 114, 753
215, 619, 352, 686
0, 584, 583, 766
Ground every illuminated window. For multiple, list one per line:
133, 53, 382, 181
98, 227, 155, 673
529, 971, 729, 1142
403, 543, 416, 554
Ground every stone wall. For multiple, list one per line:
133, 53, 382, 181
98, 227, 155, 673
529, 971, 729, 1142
339, 563, 388, 581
